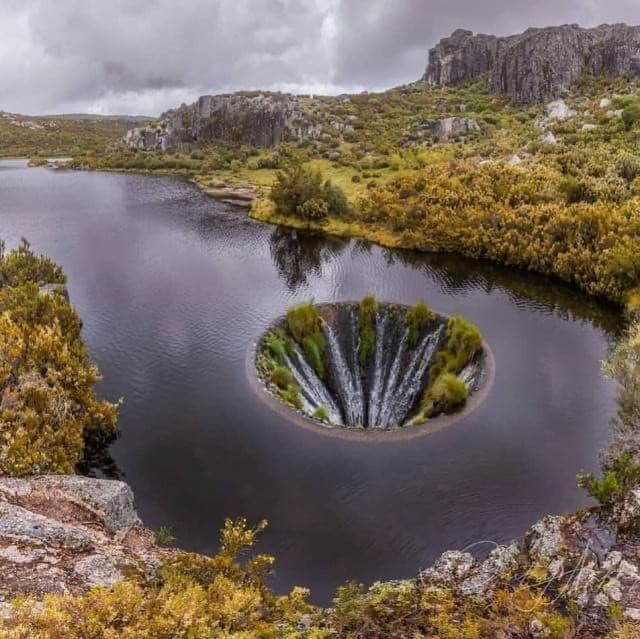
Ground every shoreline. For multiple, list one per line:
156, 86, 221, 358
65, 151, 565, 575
11, 159, 632, 311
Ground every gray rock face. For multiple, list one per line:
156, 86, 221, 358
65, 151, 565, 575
0, 502, 92, 550
431, 117, 480, 141
0, 476, 168, 600
73, 554, 125, 587
425, 24, 640, 104
543, 98, 577, 121
125, 92, 322, 151
35, 476, 141, 533
425, 29, 500, 87
526, 515, 564, 560
419, 550, 475, 587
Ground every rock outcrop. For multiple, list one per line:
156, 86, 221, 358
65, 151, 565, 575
429, 117, 480, 141
424, 24, 640, 104
419, 505, 640, 631
124, 92, 322, 151
0, 476, 170, 602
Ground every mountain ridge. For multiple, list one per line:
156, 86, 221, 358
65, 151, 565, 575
424, 23, 640, 103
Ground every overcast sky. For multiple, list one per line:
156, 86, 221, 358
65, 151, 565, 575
1, 0, 639, 116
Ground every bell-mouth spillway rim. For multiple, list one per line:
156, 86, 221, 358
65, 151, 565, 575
245, 302, 496, 442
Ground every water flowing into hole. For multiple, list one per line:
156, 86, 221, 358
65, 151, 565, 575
255, 301, 488, 431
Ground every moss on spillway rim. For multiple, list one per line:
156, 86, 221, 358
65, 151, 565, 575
249, 300, 494, 438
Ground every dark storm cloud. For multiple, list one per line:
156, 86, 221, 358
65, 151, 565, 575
0, 0, 638, 115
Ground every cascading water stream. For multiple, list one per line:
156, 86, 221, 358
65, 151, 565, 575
390, 325, 444, 427
367, 309, 389, 427
375, 326, 409, 427
284, 348, 343, 425
323, 319, 364, 426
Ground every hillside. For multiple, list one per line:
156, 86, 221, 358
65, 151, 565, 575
0, 111, 151, 158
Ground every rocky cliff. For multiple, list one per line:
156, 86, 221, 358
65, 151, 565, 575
424, 24, 640, 104
124, 92, 323, 151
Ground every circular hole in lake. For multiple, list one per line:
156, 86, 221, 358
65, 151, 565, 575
252, 300, 494, 437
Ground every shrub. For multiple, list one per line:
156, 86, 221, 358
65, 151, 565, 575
622, 101, 640, 130
297, 197, 329, 222
0, 240, 118, 476
406, 301, 435, 348
303, 333, 326, 378
0, 239, 65, 287
286, 302, 321, 343
579, 452, 640, 509
616, 153, 640, 184
422, 373, 468, 417
279, 384, 302, 409
154, 526, 176, 547
322, 179, 350, 217
270, 366, 294, 390
429, 316, 483, 381
558, 176, 596, 204
270, 163, 349, 220
358, 295, 378, 364
312, 406, 329, 422
264, 330, 290, 364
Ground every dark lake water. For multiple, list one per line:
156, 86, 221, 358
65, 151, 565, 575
0, 159, 622, 603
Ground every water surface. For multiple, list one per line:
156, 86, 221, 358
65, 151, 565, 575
0, 160, 621, 603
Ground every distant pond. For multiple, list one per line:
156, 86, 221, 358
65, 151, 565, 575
0, 159, 622, 604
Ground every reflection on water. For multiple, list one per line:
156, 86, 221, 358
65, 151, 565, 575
269, 227, 348, 291
0, 161, 623, 604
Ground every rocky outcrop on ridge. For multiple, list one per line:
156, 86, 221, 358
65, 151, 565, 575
124, 92, 324, 151
424, 24, 640, 104
0, 476, 170, 604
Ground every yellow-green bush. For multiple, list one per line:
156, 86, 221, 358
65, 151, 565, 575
0, 518, 325, 639
357, 162, 640, 301
0, 240, 118, 475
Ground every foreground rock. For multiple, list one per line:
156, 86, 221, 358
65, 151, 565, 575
425, 24, 640, 104
0, 476, 170, 601
419, 505, 640, 633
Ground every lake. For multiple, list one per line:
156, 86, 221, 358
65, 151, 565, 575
0, 159, 621, 603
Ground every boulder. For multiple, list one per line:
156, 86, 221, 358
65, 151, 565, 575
36, 476, 141, 533
526, 515, 564, 561
544, 99, 576, 121
0, 476, 169, 599
460, 543, 521, 596
430, 117, 480, 141
73, 554, 125, 587
419, 550, 475, 587
124, 93, 323, 151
